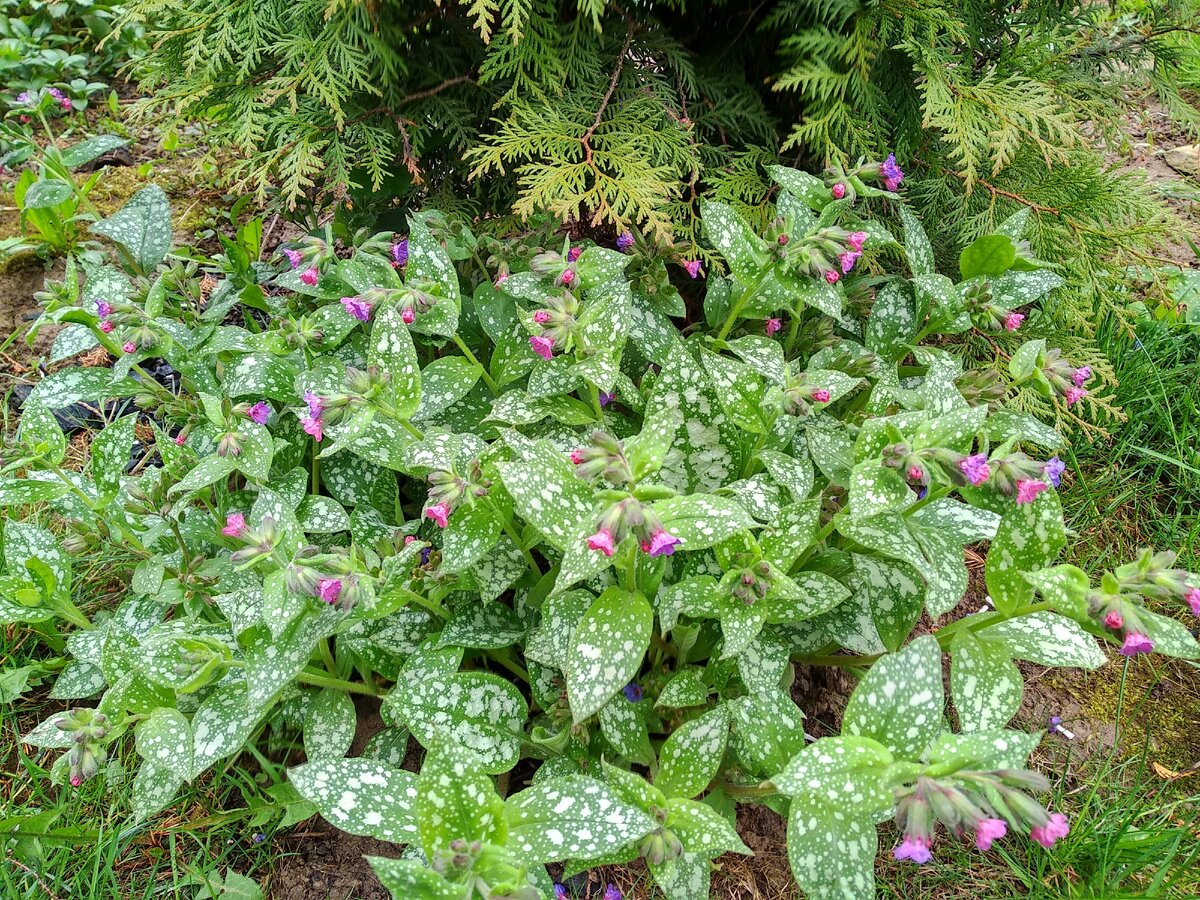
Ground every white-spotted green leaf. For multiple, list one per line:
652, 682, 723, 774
367, 858, 460, 899
49, 324, 99, 363
89, 414, 137, 503
842, 635, 943, 760
926, 729, 1039, 771
757, 449, 814, 501
985, 490, 1066, 615
289, 757, 418, 843
415, 741, 506, 858
504, 775, 657, 862
524, 589, 592, 669
566, 588, 652, 723
657, 667, 708, 709
767, 166, 830, 210
414, 357, 481, 420
951, 630, 1023, 733
978, 612, 1104, 669
774, 735, 893, 814
1009, 338, 1046, 381
304, 689, 357, 759
297, 495, 351, 533
649, 851, 712, 900
406, 215, 461, 337
898, 204, 934, 276
499, 441, 596, 553
438, 602, 526, 649
699, 199, 766, 284
90, 185, 172, 272
655, 704, 730, 799
666, 798, 750, 856
439, 503, 501, 574
17, 395, 65, 465
598, 694, 654, 765
787, 800, 877, 900
652, 494, 755, 551
865, 281, 917, 362
1139, 610, 1200, 659
369, 306, 421, 419
472, 535, 528, 602
62, 134, 128, 169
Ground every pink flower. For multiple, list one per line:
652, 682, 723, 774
283, 248, 303, 269
645, 530, 682, 557
1004, 312, 1025, 332
811, 388, 831, 403
533, 310, 551, 324
831, 182, 846, 199
340, 296, 372, 322
1072, 366, 1091, 387
70, 773, 83, 787
221, 513, 248, 538
975, 817, 1007, 851
1186, 587, 1200, 616
881, 153, 904, 192
1029, 812, 1069, 849
303, 391, 325, 418
570, 449, 585, 465
839, 250, 861, 274
300, 266, 319, 286
391, 239, 408, 267
683, 259, 703, 279
824, 269, 840, 284
246, 401, 270, 425
587, 529, 615, 557
1103, 609, 1124, 630
122, 341, 136, 354
404, 535, 416, 545
1064, 387, 1087, 406
494, 271, 509, 287
99, 321, 114, 333
60, 97, 71, 111
847, 231, 868, 252
560, 268, 576, 286
301, 414, 323, 442
1015, 479, 1048, 505
1120, 632, 1153, 656
959, 453, 991, 486
567, 247, 582, 262
401, 307, 415, 324
317, 578, 342, 605
424, 503, 450, 528
530, 335, 555, 360
765, 317, 782, 336
174, 432, 186, 446
907, 465, 924, 482
892, 835, 932, 863
616, 232, 634, 252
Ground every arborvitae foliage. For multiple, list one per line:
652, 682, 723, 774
123, 1, 1198, 280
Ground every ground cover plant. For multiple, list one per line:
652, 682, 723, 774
5, 140, 1200, 900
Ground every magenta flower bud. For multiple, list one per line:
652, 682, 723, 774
567, 247, 582, 262
1004, 312, 1025, 332
975, 817, 1007, 851
301, 414, 323, 442
300, 266, 319, 286
570, 449, 585, 465
1072, 366, 1091, 387
533, 310, 551, 324
683, 259, 702, 279
174, 432, 186, 446
777, 233, 790, 246
645, 530, 682, 557
1103, 609, 1124, 630
811, 388, 831, 403
1015, 479, 1048, 504
616, 232, 634, 252
959, 453, 991, 486
907, 465, 924, 482
60, 97, 71, 111
1064, 386, 1086, 406
1119, 632, 1153, 656
424, 503, 451, 528
99, 321, 114, 333
560, 268, 576, 286
765, 317, 782, 336
401, 307, 415, 324
1186, 587, 1200, 617
587, 528, 616, 557
530, 335, 555, 360
831, 182, 846, 199
122, 341, 136, 354
340, 296, 372, 322
824, 269, 840, 284
494, 270, 509, 287
222, 513, 248, 538
70, 773, 83, 787
246, 401, 270, 425
1029, 812, 1069, 849
317, 578, 342, 605
893, 835, 932, 863
284, 248, 303, 269
881, 153, 904, 191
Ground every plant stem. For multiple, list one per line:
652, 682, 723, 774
716, 270, 769, 341
453, 333, 500, 395
397, 585, 447, 619
297, 668, 382, 697
485, 649, 530, 684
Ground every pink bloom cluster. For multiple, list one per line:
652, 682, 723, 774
301, 391, 325, 442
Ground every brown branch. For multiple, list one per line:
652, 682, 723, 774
581, 25, 634, 166
974, 177, 1061, 214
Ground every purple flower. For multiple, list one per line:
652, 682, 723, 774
15, 91, 30, 104
340, 296, 372, 322
283, 248, 303, 269
587, 529, 615, 557
1029, 812, 1069, 849
839, 250, 861, 274
246, 401, 271, 425
1072, 366, 1091, 387
222, 513, 248, 538
603, 886, 622, 900
683, 259, 703, 279
765, 317, 782, 336
553, 886, 568, 900
567, 246, 582, 262
616, 232, 634, 252
95, 300, 113, 319
1119, 632, 1153, 656
975, 817, 1007, 851
881, 153, 904, 192
623, 683, 642, 702
598, 391, 615, 407
1064, 386, 1087, 406
1186, 587, 1200, 617
847, 231, 868, 252
645, 530, 682, 557
317, 578, 342, 605
391, 238, 409, 267
893, 835, 932, 863
303, 391, 325, 418
530, 335, 555, 360
46, 87, 64, 101
959, 453, 991, 486
1043, 456, 1065, 488
301, 415, 323, 442
1016, 479, 1048, 505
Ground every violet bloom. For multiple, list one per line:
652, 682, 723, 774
881, 153, 904, 192
424, 503, 450, 528
47, 87, 64, 101
587, 528, 615, 557
530, 335, 555, 360
96, 300, 113, 318
340, 296, 372, 322
603, 886, 622, 900
646, 530, 682, 557
568, 246, 582, 262
303, 391, 325, 418
246, 401, 271, 425
222, 513, 248, 538
839, 250, 860, 274
122, 341, 136, 354
553, 886, 568, 900
301, 415, 323, 442
623, 682, 642, 702
1186, 587, 1200, 617
1043, 456, 1065, 488
598, 390, 615, 407
300, 266, 320, 286
1119, 632, 1153, 656
1015, 479, 1048, 505
317, 578, 342, 605
1064, 387, 1087, 406
892, 835, 932, 863
1029, 812, 1070, 849
15, 91, 29, 104
847, 231, 868, 252
283, 248, 303, 269
1004, 311, 1025, 332
766, 317, 782, 336
959, 453, 991, 486
831, 182, 846, 199
824, 269, 840, 284
1072, 366, 1091, 387
1103, 609, 1124, 630
392, 238, 409, 267
683, 259, 703, 279
975, 817, 1007, 851
616, 231, 634, 252
533, 310, 551, 324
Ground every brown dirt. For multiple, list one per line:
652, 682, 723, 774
0, 254, 63, 364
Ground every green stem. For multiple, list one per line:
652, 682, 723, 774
719, 781, 778, 798
485, 649, 530, 684
588, 383, 604, 421
716, 270, 769, 342
400, 418, 425, 440
397, 585, 447, 619
297, 668, 382, 697
453, 334, 500, 395
625, 546, 637, 593
486, 498, 540, 575
319, 637, 338, 676
311, 449, 321, 496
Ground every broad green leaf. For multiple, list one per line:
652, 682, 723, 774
926, 730, 1039, 771
89, 414, 137, 502
17, 396, 65, 465
414, 357, 481, 420
979, 612, 1104, 669
598, 694, 654, 765
985, 491, 1066, 615
369, 306, 421, 419
1009, 338, 1046, 381
367, 858, 459, 900
656, 705, 730, 799
865, 281, 916, 361
499, 442, 596, 553
767, 166, 830, 210
699, 200, 765, 284
304, 689, 357, 759
951, 630, 1022, 733
289, 758, 419, 843
787, 800, 877, 900
842, 635, 943, 760
898, 204, 933, 277
774, 735, 893, 814
652, 494, 756, 551
666, 798, 750, 856
24, 178, 73, 208
438, 602, 526, 649
657, 668, 709, 709
61, 135, 128, 169
959, 234, 1016, 279
91, 185, 172, 271
566, 588, 652, 723
439, 502, 501, 574
415, 742, 505, 858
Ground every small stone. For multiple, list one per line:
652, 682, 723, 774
1164, 145, 1200, 176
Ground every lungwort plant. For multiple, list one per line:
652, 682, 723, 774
8, 162, 1200, 900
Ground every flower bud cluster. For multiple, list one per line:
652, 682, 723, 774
1039, 347, 1091, 407
528, 288, 582, 361
55, 709, 111, 787
423, 459, 490, 529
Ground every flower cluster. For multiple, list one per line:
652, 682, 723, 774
1040, 348, 1092, 406
528, 288, 582, 361
585, 498, 681, 558
424, 460, 490, 528
54, 709, 109, 787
